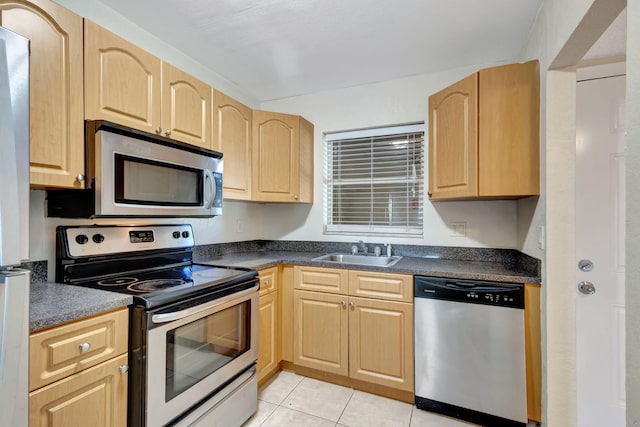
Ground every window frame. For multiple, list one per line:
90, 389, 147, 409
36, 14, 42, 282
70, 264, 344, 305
323, 123, 425, 238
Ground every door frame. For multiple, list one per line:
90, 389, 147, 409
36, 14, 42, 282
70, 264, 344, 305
544, 0, 628, 425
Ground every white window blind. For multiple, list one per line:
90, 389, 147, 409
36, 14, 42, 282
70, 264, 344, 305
324, 123, 424, 236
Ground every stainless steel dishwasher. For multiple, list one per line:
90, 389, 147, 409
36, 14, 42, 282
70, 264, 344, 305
414, 276, 527, 427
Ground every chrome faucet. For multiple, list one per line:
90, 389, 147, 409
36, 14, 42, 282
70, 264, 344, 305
358, 240, 367, 254
384, 243, 392, 257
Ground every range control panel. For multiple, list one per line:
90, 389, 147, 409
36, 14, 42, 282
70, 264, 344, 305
61, 224, 194, 258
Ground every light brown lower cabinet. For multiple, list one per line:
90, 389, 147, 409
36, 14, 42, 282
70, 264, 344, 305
348, 296, 413, 391
29, 308, 129, 427
29, 354, 128, 426
257, 267, 280, 384
293, 288, 414, 393
258, 290, 279, 383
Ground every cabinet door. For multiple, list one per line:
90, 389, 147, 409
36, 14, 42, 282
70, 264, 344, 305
0, 0, 84, 189
212, 91, 252, 200
348, 297, 414, 392
84, 20, 161, 134
29, 353, 128, 427
258, 291, 279, 383
525, 283, 541, 421
428, 73, 478, 200
478, 60, 540, 197
252, 110, 300, 202
161, 62, 211, 148
293, 290, 348, 376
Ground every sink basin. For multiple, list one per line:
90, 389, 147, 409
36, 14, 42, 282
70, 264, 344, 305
312, 253, 403, 267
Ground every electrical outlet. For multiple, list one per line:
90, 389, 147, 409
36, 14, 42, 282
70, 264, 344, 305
235, 219, 243, 233
449, 221, 466, 237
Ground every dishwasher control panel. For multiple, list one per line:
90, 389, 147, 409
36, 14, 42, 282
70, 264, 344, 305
414, 276, 524, 309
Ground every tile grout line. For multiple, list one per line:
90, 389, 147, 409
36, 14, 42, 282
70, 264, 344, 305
335, 388, 356, 426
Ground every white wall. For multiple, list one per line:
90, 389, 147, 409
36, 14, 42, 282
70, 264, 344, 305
260, 66, 520, 249
625, 0, 640, 424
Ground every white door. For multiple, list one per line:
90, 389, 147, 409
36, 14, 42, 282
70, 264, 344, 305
575, 67, 626, 427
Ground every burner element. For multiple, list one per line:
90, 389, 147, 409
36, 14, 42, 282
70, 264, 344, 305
98, 277, 139, 287
127, 279, 190, 293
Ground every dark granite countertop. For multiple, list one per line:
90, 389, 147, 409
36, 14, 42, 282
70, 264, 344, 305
195, 250, 541, 284
30, 282, 132, 332
29, 241, 540, 331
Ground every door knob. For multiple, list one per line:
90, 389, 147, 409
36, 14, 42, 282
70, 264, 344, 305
578, 259, 594, 272
578, 281, 596, 295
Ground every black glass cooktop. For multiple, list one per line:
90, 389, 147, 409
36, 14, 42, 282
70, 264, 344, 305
71, 264, 257, 308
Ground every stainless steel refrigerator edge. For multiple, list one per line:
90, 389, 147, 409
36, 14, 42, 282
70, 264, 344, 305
0, 26, 30, 427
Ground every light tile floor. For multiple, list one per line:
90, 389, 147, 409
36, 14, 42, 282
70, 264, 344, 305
243, 371, 479, 427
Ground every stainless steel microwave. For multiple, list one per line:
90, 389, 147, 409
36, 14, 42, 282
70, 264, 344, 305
47, 121, 223, 218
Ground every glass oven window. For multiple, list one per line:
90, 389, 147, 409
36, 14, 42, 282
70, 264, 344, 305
165, 300, 250, 401
114, 154, 203, 206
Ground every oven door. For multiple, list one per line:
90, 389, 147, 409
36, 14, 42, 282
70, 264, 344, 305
146, 284, 258, 427
93, 124, 223, 217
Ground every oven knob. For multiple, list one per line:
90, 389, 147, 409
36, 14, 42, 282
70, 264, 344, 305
182, 231, 190, 238
92, 234, 105, 244
75, 234, 89, 245
172, 231, 181, 239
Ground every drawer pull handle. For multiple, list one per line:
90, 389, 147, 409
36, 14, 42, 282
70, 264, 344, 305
119, 365, 129, 374
79, 342, 91, 353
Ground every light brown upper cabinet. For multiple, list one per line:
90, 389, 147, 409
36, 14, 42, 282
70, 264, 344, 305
212, 91, 252, 200
0, 0, 85, 189
252, 110, 314, 203
161, 62, 211, 149
428, 60, 540, 200
84, 19, 161, 135
85, 21, 212, 149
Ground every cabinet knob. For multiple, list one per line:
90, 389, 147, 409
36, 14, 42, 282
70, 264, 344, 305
155, 127, 162, 134
165, 130, 172, 136
294, 195, 299, 200
79, 342, 91, 353
349, 301, 355, 309
427, 192, 433, 197
264, 280, 270, 285
119, 365, 129, 374
341, 301, 346, 308
75, 173, 85, 182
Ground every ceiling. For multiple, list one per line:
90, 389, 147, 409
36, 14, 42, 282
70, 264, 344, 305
97, 0, 546, 101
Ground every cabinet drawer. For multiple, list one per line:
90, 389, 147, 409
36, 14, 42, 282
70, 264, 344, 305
258, 266, 279, 296
348, 271, 412, 302
294, 266, 348, 294
30, 309, 128, 391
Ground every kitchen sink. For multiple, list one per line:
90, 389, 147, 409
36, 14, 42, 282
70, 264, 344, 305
312, 253, 403, 267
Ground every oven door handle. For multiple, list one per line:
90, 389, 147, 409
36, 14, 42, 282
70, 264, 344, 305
151, 283, 258, 324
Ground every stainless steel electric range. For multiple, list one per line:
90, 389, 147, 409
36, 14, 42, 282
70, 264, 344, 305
56, 224, 259, 427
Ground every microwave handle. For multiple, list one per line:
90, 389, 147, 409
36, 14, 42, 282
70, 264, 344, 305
204, 169, 215, 209
151, 283, 258, 324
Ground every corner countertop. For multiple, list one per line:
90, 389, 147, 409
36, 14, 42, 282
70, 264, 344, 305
30, 249, 539, 332
195, 251, 541, 284
30, 282, 132, 332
